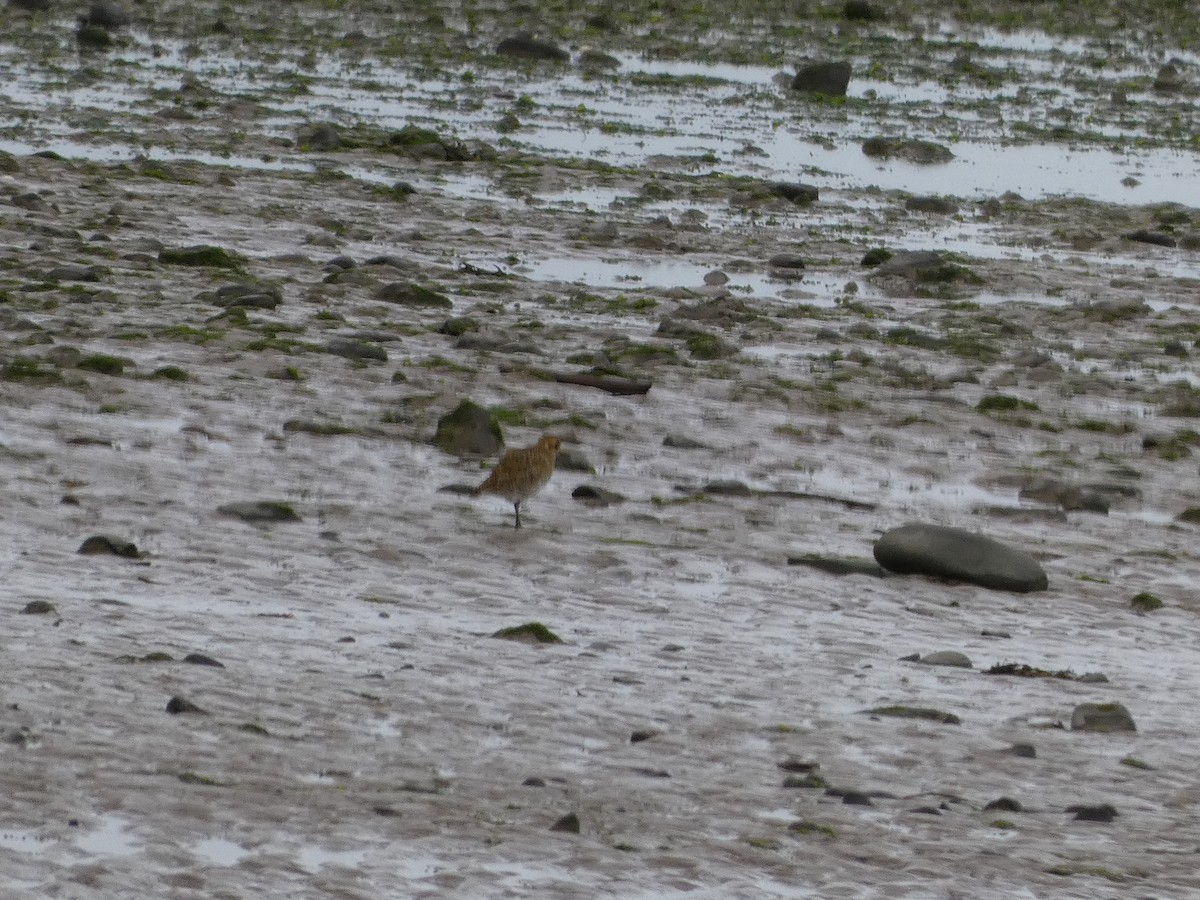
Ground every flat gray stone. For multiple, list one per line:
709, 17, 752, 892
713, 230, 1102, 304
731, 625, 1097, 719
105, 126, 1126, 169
873, 522, 1048, 592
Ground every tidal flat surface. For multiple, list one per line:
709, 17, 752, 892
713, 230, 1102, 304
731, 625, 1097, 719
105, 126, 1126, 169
2, 1, 1200, 897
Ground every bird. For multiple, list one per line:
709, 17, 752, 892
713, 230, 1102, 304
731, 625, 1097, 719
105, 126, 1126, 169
471, 435, 561, 529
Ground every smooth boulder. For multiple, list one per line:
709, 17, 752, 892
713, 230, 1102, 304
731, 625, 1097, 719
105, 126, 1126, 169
874, 523, 1048, 592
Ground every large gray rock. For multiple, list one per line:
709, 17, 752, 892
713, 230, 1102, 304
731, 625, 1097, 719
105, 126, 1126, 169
873, 523, 1048, 592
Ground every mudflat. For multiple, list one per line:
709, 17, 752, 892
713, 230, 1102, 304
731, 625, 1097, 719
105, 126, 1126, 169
3, 2, 1200, 897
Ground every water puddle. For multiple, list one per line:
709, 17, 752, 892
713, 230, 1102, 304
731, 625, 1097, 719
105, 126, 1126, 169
192, 837, 251, 867
74, 816, 141, 857
523, 256, 851, 302
297, 845, 368, 872
370, 715, 403, 739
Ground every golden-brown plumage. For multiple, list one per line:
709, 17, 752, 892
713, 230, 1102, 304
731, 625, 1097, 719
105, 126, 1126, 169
471, 435, 561, 528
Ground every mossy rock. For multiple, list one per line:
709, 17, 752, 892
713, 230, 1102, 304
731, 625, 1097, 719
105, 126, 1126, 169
375, 282, 453, 309
0, 150, 19, 174
2, 357, 59, 382
864, 705, 961, 725
216, 501, 302, 523
389, 124, 444, 146
160, 245, 246, 269
788, 820, 837, 838
1177, 507, 1200, 524
492, 622, 563, 644
77, 354, 128, 376
151, 365, 190, 382
1130, 591, 1164, 611
978, 394, 1039, 413
439, 316, 480, 336
861, 137, 954, 164
1070, 702, 1136, 733
434, 399, 503, 457
1120, 756, 1154, 770
686, 333, 736, 360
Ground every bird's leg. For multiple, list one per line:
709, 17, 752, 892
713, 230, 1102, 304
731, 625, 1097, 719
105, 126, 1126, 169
513, 501, 522, 529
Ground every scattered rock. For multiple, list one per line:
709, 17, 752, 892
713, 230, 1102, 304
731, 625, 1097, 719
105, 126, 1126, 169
21, 600, 56, 615
630, 729, 660, 743
1071, 702, 1136, 733
873, 522, 1049, 593
1067, 803, 1118, 822
983, 797, 1022, 812
663, 434, 709, 449
434, 399, 503, 457
701, 479, 752, 496
868, 250, 944, 278
918, 651, 973, 668
1152, 63, 1185, 93
785, 555, 889, 578
1006, 743, 1037, 758
766, 182, 819, 204
440, 316, 480, 337
556, 446, 594, 473
159, 245, 246, 269
83, 1, 131, 28
78, 535, 141, 558
212, 283, 283, 309
375, 282, 453, 309
777, 759, 820, 773
837, 790, 874, 806
496, 33, 570, 63
76, 22, 114, 49
1122, 229, 1177, 248
1086, 297, 1149, 321
863, 705, 961, 725
578, 49, 620, 71
1018, 478, 1109, 514
324, 338, 388, 361
216, 501, 302, 523
183, 653, 225, 668
986, 663, 1082, 680
788, 820, 837, 838
861, 137, 954, 164
45, 265, 103, 282
571, 485, 625, 507
768, 253, 806, 271
905, 196, 958, 214
492, 622, 563, 644
550, 811, 581, 833
791, 61, 852, 96
843, 0, 883, 21
297, 122, 342, 151
1130, 591, 1164, 612
165, 696, 208, 715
